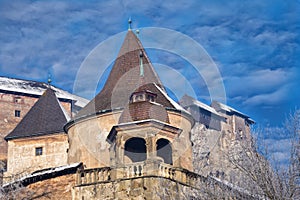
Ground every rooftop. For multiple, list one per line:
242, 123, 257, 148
0, 76, 88, 108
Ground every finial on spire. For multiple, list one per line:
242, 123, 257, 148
47, 73, 52, 87
128, 17, 132, 30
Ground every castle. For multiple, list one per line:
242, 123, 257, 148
1, 27, 256, 199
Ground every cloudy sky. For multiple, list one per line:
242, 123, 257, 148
0, 0, 299, 131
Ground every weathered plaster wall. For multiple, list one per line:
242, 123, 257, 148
167, 111, 193, 171
67, 111, 122, 169
6, 133, 68, 176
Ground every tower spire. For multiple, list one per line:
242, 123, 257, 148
128, 17, 132, 30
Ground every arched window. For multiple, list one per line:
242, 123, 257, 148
124, 137, 146, 162
156, 138, 173, 165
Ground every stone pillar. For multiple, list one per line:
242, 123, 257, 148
145, 136, 156, 161
115, 135, 124, 166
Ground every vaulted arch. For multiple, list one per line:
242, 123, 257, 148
156, 138, 173, 165
124, 137, 146, 163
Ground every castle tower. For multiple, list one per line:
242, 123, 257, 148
65, 29, 194, 171
1, 26, 256, 200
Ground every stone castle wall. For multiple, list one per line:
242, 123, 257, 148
75, 176, 185, 200
3, 173, 76, 200
26, 173, 76, 200
191, 122, 256, 192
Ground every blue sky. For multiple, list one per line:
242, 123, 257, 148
0, 0, 299, 131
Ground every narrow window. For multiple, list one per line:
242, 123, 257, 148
35, 147, 43, 156
15, 110, 21, 117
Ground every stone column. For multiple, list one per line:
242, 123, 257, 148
115, 135, 124, 166
145, 135, 156, 161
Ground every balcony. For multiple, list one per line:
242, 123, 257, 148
76, 160, 205, 189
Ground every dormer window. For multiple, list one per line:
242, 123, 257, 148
138, 95, 143, 100
147, 94, 154, 102
14, 97, 22, 103
130, 90, 157, 103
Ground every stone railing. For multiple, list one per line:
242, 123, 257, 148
76, 167, 111, 185
124, 162, 144, 178
158, 162, 176, 179
76, 160, 204, 189
75, 162, 253, 198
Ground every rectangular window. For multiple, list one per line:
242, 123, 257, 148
35, 147, 43, 156
15, 110, 21, 117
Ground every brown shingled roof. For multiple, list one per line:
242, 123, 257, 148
119, 85, 170, 124
76, 30, 176, 118
119, 101, 169, 124
5, 88, 68, 140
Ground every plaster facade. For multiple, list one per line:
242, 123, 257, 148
5, 133, 68, 177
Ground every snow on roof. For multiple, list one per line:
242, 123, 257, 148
117, 118, 177, 128
153, 83, 189, 114
213, 101, 249, 118
191, 99, 222, 117
212, 101, 255, 124
3, 163, 82, 188
211, 176, 263, 199
56, 97, 71, 121
248, 118, 256, 123
0, 76, 88, 108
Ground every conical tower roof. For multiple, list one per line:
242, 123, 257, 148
5, 88, 69, 140
76, 30, 180, 118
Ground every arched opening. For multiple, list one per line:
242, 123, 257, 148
124, 137, 146, 163
156, 138, 173, 165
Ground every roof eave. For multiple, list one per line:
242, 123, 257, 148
5, 130, 65, 141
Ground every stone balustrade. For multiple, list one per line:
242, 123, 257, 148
77, 167, 111, 185
76, 161, 204, 189
158, 162, 175, 179
75, 162, 253, 199
124, 162, 144, 178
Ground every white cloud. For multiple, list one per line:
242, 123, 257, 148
0, 0, 298, 126
243, 84, 290, 106
223, 68, 296, 105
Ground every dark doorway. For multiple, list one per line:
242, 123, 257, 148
125, 137, 147, 162
156, 138, 173, 165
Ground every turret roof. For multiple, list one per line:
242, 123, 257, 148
5, 88, 69, 140
76, 30, 183, 119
